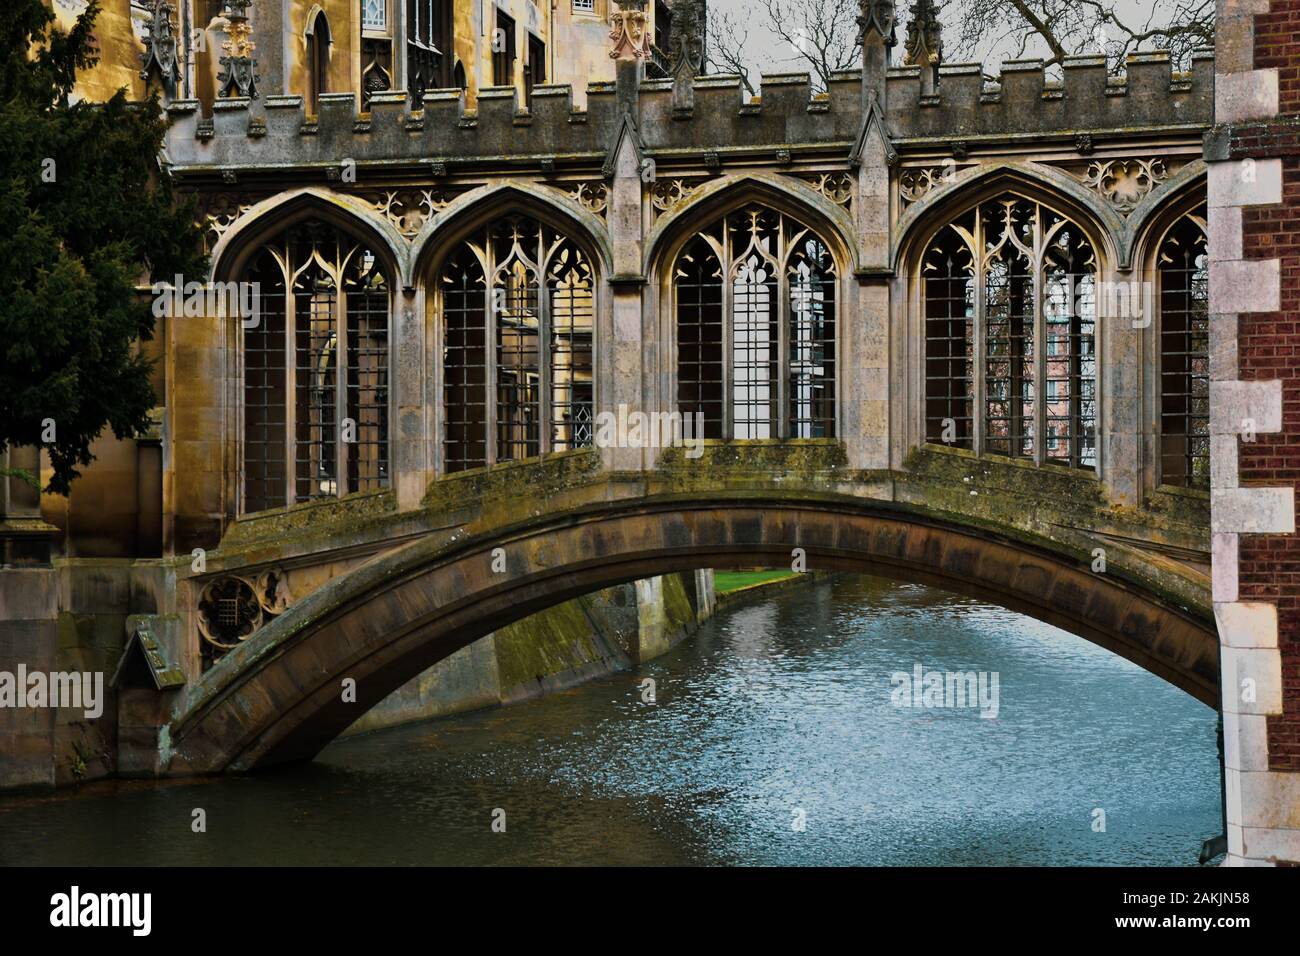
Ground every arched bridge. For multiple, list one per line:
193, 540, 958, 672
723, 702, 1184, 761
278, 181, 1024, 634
165, 446, 1215, 775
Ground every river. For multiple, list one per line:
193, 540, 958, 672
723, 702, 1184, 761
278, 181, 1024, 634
0, 574, 1221, 866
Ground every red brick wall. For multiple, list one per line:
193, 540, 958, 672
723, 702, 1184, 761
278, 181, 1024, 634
1235, 0, 1300, 770
1253, 0, 1300, 115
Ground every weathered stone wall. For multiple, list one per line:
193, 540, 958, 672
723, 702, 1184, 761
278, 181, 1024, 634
342, 571, 708, 736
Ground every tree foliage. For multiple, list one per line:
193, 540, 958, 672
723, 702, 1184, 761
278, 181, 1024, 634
0, 0, 206, 494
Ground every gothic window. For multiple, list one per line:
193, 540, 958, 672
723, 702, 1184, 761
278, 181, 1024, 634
923, 194, 1097, 470
240, 221, 390, 513
439, 216, 595, 472
526, 34, 546, 104
493, 10, 516, 87
674, 205, 837, 439
305, 12, 330, 116
1158, 209, 1209, 490
407, 0, 452, 104
362, 0, 388, 31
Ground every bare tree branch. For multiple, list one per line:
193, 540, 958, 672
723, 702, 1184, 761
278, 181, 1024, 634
706, 9, 759, 95
762, 0, 861, 91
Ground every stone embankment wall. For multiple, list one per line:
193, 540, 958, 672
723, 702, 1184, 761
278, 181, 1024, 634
343, 570, 713, 735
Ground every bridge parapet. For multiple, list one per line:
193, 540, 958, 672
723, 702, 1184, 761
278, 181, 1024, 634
185, 444, 1210, 646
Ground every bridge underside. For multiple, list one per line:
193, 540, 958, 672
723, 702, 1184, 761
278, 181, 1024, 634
165, 494, 1218, 776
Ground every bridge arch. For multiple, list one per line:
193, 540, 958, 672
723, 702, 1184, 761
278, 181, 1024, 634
165, 492, 1218, 776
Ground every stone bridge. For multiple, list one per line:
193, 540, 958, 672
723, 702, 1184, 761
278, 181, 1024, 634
162, 443, 1215, 775
7, 0, 1300, 865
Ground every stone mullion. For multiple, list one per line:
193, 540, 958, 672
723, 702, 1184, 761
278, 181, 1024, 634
335, 287, 350, 496
283, 282, 298, 508
721, 239, 734, 441
485, 258, 499, 468
1032, 231, 1047, 467
777, 244, 790, 440
972, 215, 987, 457
538, 263, 553, 457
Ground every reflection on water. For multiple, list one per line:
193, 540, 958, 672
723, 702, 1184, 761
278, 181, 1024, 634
0, 575, 1220, 866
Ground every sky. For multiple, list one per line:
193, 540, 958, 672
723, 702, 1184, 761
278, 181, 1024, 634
704, 0, 1204, 83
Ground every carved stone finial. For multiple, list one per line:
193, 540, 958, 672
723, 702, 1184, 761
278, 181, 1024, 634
609, 0, 651, 61
856, 0, 898, 48
139, 0, 181, 92
902, 0, 942, 70
668, 0, 706, 78
218, 0, 259, 99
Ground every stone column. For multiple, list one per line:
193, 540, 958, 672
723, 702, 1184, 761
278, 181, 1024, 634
394, 290, 430, 510
1102, 259, 1142, 505
848, 1, 897, 472
604, 1, 650, 472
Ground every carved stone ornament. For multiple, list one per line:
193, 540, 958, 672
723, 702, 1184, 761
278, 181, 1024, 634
902, 0, 941, 68
371, 189, 452, 238
609, 0, 651, 60
650, 177, 703, 219
1079, 158, 1169, 213
218, 0, 259, 99
197, 576, 262, 652
139, 0, 181, 88
856, 0, 898, 47
802, 172, 855, 208
570, 181, 610, 218
668, 0, 705, 77
898, 164, 958, 206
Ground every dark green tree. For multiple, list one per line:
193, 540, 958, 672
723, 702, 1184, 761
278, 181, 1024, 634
0, 0, 206, 493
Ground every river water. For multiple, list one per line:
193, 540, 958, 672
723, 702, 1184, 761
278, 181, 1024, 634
0, 575, 1221, 866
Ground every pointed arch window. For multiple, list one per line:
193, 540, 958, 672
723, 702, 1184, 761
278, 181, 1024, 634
240, 220, 391, 513
439, 215, 595, 473
1157, 208, 1209, 490
923, 194, 1097, 470
305, 11, 331, 116
674, 205, 837, 439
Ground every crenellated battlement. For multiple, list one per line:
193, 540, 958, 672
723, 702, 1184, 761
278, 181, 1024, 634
163, 50, 1215, 178
886, 51, 1215, 143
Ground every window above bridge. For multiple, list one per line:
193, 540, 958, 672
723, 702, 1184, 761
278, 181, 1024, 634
923, 193, 1097, 471
674, 204, 837, 441
240, 220, 392, 514
439, 215, 595, 473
